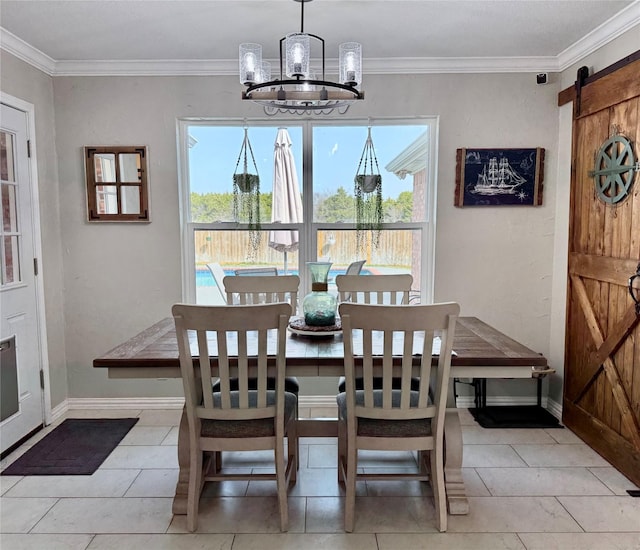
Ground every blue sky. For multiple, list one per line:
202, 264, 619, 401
188, 124, 427, 200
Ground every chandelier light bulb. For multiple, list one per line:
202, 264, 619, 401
239, 43, 262, 85
239, 1, 364, 115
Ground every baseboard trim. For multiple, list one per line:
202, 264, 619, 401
546, 397, 563, 420
51, 394, 562, 416
299, 396, 337, 408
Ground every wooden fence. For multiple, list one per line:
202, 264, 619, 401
194, 229, 415, 270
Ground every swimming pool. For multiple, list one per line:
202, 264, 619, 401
195, 268, 372, 287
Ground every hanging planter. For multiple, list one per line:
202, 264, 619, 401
354, 127, 383, 251
233, 128, 261, 258
233, 172, 260, 193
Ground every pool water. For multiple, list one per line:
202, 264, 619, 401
196, 268, 371, 287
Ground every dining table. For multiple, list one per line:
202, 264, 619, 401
93, 315, 548, 516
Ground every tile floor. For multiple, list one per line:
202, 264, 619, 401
1, 407, 639, 550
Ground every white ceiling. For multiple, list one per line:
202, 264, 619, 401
1, 0, 639, 76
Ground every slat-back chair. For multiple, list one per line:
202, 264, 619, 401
336, 273, 412, 305
218, 274, 301, 406
337, 301, 459, 532
336, 273, 416, 394
172, 302, 298, 532
223, 274, 299, 314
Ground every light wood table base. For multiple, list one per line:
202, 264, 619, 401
171, 406, 470, 515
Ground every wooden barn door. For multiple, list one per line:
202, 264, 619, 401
562, 53, 640, 487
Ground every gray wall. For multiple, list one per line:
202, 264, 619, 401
1, 25, 638, 406
1, 51, 68, 408
52, 71, 558, 399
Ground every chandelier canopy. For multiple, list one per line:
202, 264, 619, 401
239, 0, 364, 116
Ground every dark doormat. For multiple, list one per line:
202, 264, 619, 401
1, 418, 138, 475
470, 406, 563, 429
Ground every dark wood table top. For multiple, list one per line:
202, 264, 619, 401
93, 316, 547, 377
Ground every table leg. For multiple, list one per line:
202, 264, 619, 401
444, 408, 469, 514
172, 406, 189, 515
443, 377, 469, 515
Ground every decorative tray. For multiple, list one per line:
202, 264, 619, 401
288, 316, 342, 337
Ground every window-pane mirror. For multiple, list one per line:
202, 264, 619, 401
85, 146, 149, 221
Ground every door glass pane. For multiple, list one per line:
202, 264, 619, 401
120, 186, 141, 214
2, 183, 18, 232
119, 153, 141, 182
94, 153, 116, 182
3, 235, 20, 284
1, 131, 16, 182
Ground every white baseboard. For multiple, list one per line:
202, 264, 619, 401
299, 396, 337, 408
455, 394, 563, 421
547, 397, 563, 420
49, 394, 563, 419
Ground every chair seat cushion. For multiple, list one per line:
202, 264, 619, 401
338, 376, 421, 392
201, 391, 297, 438
212, 376, 300, 394
336, 390, 433, 438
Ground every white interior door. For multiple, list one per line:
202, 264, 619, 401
1, 102, 44, 454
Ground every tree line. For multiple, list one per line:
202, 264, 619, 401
191, 187, 413, 223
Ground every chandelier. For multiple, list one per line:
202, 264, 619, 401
239, 0, 364, 116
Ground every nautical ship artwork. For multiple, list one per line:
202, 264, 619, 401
455, 148, 545, 207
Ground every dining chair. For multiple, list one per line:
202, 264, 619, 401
337, 301, 459, 532
335, 273, 418, 393
216, 274, 301, 400
336, 273, 412, 305
223, 274, 299, 312
172, 302, 298, 532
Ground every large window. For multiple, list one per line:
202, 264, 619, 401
178, 119, 437, 305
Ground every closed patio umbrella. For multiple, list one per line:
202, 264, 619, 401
269, 128, 303, 273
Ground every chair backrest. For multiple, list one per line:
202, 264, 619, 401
345, 259, 366, 276
206, 262, 229, 304
235, 267, 279, 276
336, 273, 413, 305
223, 274, 300, 315
339, 301, 459, 428
172, 302, 291, 424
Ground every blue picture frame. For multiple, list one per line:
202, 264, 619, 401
455, 148, 545, 207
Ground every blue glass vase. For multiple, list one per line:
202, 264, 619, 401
302, 262, 337, 326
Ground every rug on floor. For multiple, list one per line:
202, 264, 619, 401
1, 418, 138, 475
470, 406, 563, 428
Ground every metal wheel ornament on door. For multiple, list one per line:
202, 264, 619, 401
590, 134, 639, 205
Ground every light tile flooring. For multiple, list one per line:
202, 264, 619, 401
2, 407, 639, 549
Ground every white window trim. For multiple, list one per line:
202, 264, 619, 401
176, 116, 438, 304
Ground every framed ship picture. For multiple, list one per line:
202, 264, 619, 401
455, 148, 545, 207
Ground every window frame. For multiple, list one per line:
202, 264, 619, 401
177, 117, 438, 303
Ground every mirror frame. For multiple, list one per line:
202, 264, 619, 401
84, 146, 150, 222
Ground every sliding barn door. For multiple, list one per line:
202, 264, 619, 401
563, 55, 640, 487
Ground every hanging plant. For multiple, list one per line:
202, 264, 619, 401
354, 127, 383, 251
233, 128, 261, 258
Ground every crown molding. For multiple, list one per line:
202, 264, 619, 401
54, 58, 237, 77
0, 27, 56, 75
364, 56, 560, 74
557, 1, 640, 71
2, 2, 638, 78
